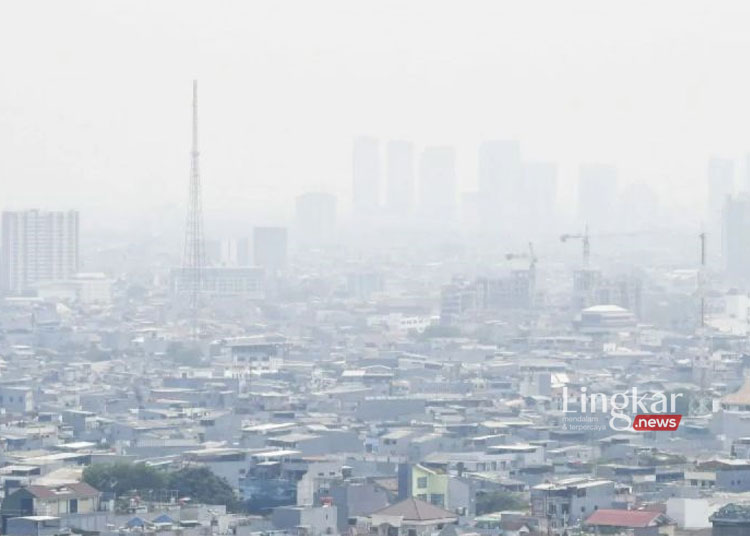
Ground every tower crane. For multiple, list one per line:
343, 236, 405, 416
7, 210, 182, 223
560, 226, 651, 266
505, 241, 538, 309
505, 242, 537, 272
560, 225, 591, 266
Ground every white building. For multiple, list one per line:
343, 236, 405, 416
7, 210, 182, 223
34, 273, 113, 304
1, 210, 79, 295
577, 305, 637, 335
171, 267, 264, 297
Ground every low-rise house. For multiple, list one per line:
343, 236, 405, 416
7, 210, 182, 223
710, 503, 750, 535
1, 482, 101, 532
530, 478, 615, 534
369, 497, 458, 536
271, 504, 337, 536
5, 516, 64, 536
583, 508, 676, 536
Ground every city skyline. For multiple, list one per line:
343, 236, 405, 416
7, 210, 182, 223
5, 1, 750, 228
4, 4, 750, 536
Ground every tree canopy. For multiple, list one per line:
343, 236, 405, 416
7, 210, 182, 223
168, 467, 240, 511
475, 490, 528, 515
83, 463, 240, 511
83, 462, 166, 496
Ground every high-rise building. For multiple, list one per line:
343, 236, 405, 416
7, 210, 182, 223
478, 140, 521, 225
522, 161, 557, 233
709, 157, 735, 226
723, 193, 750, 280
418, 146, 457, 221
1, 210, 79, 295
237, 236, 251, 266
253, 227, 288, 274
618, 182, 660, 231
295, 192, 337, 246
352, 136, 380, 217
578, 164, 618, 230
205, 239, 237, 266
385, 140, 414, 216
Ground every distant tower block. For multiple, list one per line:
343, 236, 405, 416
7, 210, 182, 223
182, 80, 205, 338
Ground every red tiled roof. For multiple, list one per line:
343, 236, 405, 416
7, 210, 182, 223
584, 509, 663, 528
26, 482, 100, 500
372, 498, 457, 522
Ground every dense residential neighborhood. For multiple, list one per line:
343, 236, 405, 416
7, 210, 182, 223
5, 2, 750, 535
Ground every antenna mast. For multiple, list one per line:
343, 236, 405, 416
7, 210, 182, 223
182, 80, 205, 339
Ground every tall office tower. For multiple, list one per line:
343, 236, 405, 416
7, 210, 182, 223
203, 239, 236, 266
204, 239, 222, 265
237, 236, 251, 266
253, 227, 288, 274
385, 140, 414, 216
723, 194, 750, 280
522, 161, 557, 233
619, 182, 660, 231
295, 192, 337, 246
578, 164, 618, 231
1, 210, 79, 295
352, 137, 380, 218
478, 140, 521, 227
418, 146, 457, 222
709, 157, 735, 228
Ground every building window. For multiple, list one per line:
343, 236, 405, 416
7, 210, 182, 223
70, 499, 78, 514
417, 477, 427, 489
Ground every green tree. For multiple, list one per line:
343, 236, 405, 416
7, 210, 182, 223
83, 463, 167, 496
168, 467, 240, 512
166, 342, 202, 366
83, 463, 241, 512
419, 325, 461, 339
475, 490, 528, 515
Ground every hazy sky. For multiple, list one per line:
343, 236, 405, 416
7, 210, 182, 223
4, 0, 750, 231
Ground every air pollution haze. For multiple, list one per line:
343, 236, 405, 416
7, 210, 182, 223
3, 2, 750, 230
2, 3, 750, 535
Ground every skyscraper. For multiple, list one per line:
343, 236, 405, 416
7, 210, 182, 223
1, 210, 79, 295
478, 140, 521, 220
295, 192, 337, 246
418, 146, 457, 222
578, 164, 618, 230
708, 157, 734, 228
253, 227, 288, 274
522, 161, 557, 233
352, 136, 380, 217
723, 193, 750, 280
237, 236, 251, 266
385, 140, 414, 216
